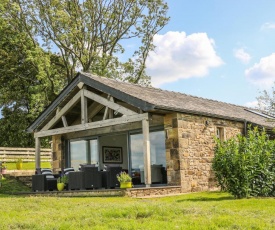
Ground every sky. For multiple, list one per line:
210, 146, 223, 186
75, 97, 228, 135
144, 0, 275, 107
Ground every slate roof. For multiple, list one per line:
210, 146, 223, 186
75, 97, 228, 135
27, 72, 275, 132
81, 72, 275, 129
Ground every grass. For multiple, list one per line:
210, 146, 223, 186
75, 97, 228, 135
0, 178, 275, 230
3, 162, 51, 170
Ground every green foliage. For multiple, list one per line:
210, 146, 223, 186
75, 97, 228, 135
213, 127, 275, 198
7, 0, 169, 84
16, 159, 22, 163
0, 1, 67, 147
117, 171, 132, 182
0, 176, 31, 194
57, 175, 68, 184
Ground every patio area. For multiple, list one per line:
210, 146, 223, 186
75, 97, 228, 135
18, 185, 182, 198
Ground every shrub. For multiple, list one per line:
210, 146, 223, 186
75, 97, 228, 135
213, 127, 275, 198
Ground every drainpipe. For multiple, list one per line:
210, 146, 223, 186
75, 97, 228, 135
244, 120, 247, 136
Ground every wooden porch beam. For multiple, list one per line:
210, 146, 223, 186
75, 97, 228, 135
34, 113, 149, 138
81, 89, 88, 124
35, 137, 41, 169
142, 118, 151, 187
41, 91, 81, 131
83, 89, 137, 116
61, 116, 68, 127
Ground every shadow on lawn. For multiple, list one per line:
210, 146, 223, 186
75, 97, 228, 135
176, 194, 234, 203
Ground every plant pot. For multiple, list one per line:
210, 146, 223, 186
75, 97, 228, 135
16, 162, 23, 170
57, 183, 65, 191
120, 182, 132, 189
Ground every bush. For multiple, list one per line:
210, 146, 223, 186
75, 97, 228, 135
213, 127, 275, 198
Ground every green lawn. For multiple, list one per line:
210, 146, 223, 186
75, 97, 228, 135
3, 162, 51, 170
0, 178, 274, 230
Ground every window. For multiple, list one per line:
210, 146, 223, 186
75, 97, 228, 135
216, 127, 225, 141
69, 138, 98, 170
129, 130, 166, 185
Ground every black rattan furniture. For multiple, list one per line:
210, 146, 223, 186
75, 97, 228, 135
32, 168, 58, 191
82, 166, 102, 189
102, 166, 122, 189
67, 171, 84, 190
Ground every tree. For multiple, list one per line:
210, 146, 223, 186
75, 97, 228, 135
0, 1, 67, 147
8, 0, 169, 84
0, 0, 169, 147
256, 87, 275, 117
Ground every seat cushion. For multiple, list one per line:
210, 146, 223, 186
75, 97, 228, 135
41, 168, 54, 179
64, 167, 75, 175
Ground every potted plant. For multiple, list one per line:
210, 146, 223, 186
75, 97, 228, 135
57, 175, 68, 191
117, 171, 132, 189
16, 158, 23, 170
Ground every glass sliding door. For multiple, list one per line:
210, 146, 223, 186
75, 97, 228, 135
70, 140, 88, 170
69, 138, 98, 170
89, 139, 99, 165
129, 133, 143, 185
130, 130, 166, 185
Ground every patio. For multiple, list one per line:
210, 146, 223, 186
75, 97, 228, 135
20, 185, 182, 198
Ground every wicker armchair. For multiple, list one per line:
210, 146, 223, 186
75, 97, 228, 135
32, 168, 58, 192
67, 171, 84, 190
102, 166, 122, 189
82, 166, 102, 189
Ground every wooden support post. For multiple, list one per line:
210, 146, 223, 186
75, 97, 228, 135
81, 89, 88, 124
142, 118, 151, 187
35, 137, 41, 170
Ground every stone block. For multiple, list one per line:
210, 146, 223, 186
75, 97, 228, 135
173, 138, 179, 148
179, 138, 189, 147
173, 160, 180, 170
52, 160, 60, 169
170, 149, 179, 160
172, 118, 178, 128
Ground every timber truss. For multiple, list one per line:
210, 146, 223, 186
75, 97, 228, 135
34, 83, 149, 138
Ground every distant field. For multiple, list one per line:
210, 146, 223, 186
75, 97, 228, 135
0, 177, 274, 230
3, 162, 51, 170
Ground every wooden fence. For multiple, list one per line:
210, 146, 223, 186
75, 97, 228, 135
0, 147, 52, 163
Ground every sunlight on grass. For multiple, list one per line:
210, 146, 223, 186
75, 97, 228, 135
0, 178, 274, 229
4, 162, 51, 170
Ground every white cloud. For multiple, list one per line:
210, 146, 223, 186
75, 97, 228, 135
261, 22, 275, 30
245, 53, 275, 88
244, 100, 258, 108
234, 48, 251, 64
146, 31, 224, 86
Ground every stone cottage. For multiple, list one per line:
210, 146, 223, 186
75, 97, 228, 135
27, 72, 275, 193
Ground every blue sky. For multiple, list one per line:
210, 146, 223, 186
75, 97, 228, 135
145, 0, 275, 107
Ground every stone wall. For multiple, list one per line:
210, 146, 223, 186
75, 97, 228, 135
164, 113, 244, 192
52, 135, 63, 173
164, 113, 181, 186
124, 186, 182, 197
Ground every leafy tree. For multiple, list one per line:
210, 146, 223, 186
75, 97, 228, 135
0, 1, 67, 147
256, 87, 275, 117
9, 0, 169, 84
213, 127, 275, 198
0, 0, 169, 147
